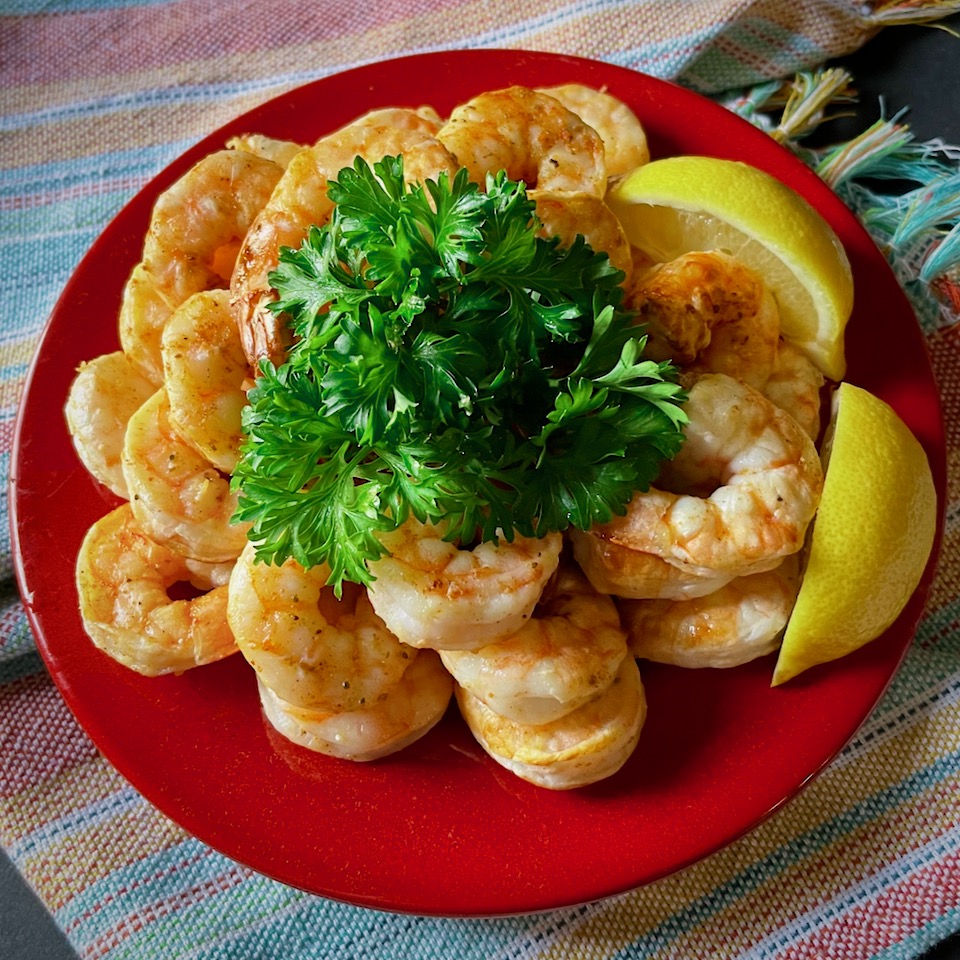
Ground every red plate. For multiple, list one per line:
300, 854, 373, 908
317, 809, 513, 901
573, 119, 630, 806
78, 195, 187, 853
10, 50, 945, 916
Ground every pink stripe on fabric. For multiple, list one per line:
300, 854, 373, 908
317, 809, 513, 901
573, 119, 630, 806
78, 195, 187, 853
61, 845, 218, 939
0, 674, 98, 798
0, 417, 18, 456
3, 0, 467, 86
0, 176, 147, 212
82, 858, 252, 960
778, 844, 960, 958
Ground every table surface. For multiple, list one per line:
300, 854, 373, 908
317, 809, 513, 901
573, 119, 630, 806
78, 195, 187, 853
4, 18, 960, 960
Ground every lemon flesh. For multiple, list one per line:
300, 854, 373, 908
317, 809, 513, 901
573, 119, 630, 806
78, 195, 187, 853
772, 382, 937, 685
608, 156, 854, 381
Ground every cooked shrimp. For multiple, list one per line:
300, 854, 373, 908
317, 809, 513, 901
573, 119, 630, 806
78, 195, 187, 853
161, 289, 247, 474
569, 527, 737, 600
531, 189, 633, 279
64, 351, 156, 499
762, 339, 826, 441
75, 503, 237, 676
225, 133, 306, 168
536, 83, 650, 176
122, 389, 250, 563
231, 109, 456, 368
183, 557, 236, 590
629, 250, 781, 389
227, 541, 414, 713
457, 656, 646, 790
594, 373, 823, 577
619, 556, 800, 668
119, 147, 285, 385
365, 518, 563, 651
437, 86, 606, 197
258, 649, 453, 761
439, 564, 628, 724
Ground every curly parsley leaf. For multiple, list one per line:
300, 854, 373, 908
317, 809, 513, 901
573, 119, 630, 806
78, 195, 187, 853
232, 155, 687, 593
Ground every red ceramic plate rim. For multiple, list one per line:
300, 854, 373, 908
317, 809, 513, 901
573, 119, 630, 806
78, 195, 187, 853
10, 50, 946, 917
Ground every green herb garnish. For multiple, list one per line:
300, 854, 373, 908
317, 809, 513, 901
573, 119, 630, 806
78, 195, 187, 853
232, 155, 687, 593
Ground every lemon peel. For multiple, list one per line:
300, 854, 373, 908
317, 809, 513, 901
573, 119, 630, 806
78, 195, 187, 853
772, 382, 937, 685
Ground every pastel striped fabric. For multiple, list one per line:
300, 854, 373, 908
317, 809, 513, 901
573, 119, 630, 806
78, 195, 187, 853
3, 2, 960, 958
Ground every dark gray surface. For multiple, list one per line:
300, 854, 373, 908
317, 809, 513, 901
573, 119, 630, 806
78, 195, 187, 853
3, 17, 960, 960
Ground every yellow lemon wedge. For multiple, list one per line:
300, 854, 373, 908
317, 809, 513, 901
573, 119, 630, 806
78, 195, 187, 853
772, 382, 938, 685
607, 155, 854, 381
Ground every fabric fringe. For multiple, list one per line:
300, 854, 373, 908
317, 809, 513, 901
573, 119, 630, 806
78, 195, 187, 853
861, 0, 960, 28
724, 67, 960, 332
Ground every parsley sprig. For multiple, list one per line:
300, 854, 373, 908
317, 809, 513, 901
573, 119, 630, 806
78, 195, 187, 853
232, 156, 687, 592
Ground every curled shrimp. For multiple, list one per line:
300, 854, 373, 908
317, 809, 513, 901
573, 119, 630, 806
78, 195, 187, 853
762, 339, 826, 441
227, 541, 414, 713
594, 373, 823, 577
231, 108, 456, 368
537, 83, 650, 177
75, 504, 237, 676
619, 556, 800, 668
64, 351, 156, 499
437, 85, 606, 197
365, 517, 563, 651
630, 251, 781, 390
120, 146, 285, 385
439, 564, 628, 725
160, 289, 247, 474
257, 649, 453, 761
531, 189, 633, 279
569, 528, 736, 600
225, 133, 306, 168
457, 656, 646, 790
122, 389, 250, 563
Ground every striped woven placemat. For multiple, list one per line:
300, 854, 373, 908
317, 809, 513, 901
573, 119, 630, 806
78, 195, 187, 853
3, 2, 960, 957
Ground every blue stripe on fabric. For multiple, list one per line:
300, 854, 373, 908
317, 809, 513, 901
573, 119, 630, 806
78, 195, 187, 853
587, 748, 960, 960
603, 32, 719, 81
8, 784, 143, 860
874, 909, 960, 960
837, 673, 960, 769
0, 142, 192, 203
2, 75, 328, 133
2, 0, 172, 11
0, 226, 115, 340
741, 823, 960, 959
0, 647, 42, 683
2, 1, 725, 132
57, 836, 531, 960
55, 832, 567, 960
124, 887, 531, 960
54, 836, 228, 940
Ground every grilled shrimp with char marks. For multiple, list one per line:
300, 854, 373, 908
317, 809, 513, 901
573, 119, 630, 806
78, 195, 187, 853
366, 517, 563, 652
629, 250, 781, 390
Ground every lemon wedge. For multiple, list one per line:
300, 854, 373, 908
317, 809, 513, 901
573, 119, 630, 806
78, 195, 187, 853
772, 382, 937, 685
607, 155, 854, 381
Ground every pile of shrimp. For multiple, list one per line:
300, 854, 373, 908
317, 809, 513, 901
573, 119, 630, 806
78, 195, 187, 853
66, 83, 828, 790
